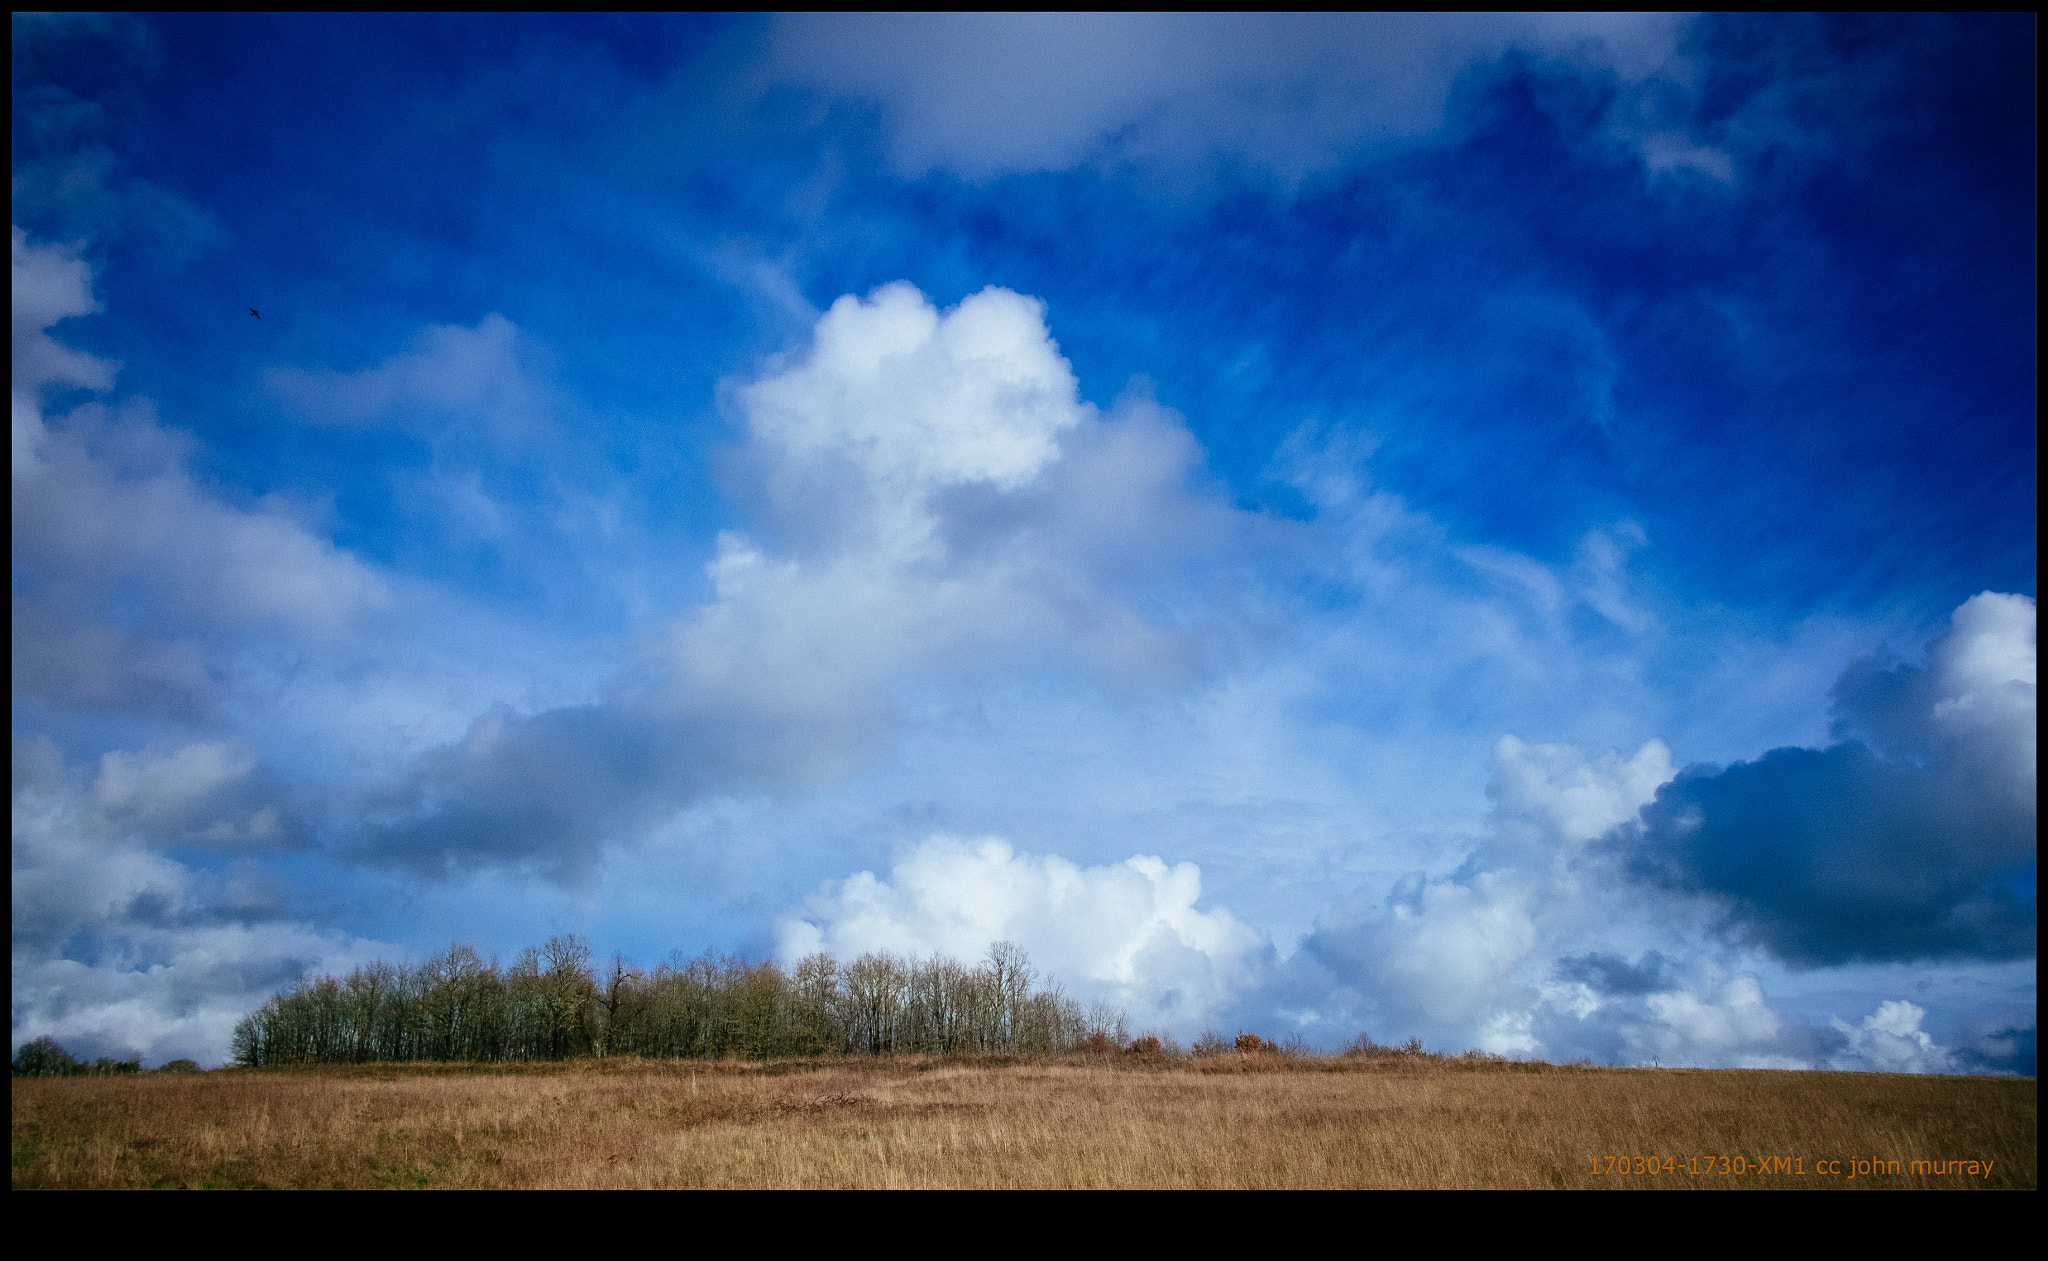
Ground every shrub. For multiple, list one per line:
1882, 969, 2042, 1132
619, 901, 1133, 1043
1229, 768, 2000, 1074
1341, 1032, 1394, 1059
1190, 1030, 1230, 1057
154, 1059, 202, 1074
1125, 1035, 1163, 1057
88, 1057, 141, 1076
1075, 1031, 1120, 1056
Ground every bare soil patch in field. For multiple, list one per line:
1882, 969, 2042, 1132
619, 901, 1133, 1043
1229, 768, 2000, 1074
11, 1056, 2034, 1189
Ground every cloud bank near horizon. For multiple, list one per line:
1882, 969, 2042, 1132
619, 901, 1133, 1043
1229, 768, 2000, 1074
772, 583, 2031, 1070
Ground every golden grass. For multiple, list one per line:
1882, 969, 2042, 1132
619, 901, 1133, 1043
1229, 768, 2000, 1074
12, 1056, 2034, 1189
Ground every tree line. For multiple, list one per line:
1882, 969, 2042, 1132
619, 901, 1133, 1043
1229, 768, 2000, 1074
8, 1036, 198, 1077
230, 937, 1126, 1067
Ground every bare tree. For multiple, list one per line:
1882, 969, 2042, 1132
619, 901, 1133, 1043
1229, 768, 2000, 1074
593, 953, 643, 1057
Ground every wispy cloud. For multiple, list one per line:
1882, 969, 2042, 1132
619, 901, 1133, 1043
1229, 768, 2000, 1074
762, 13, 1699, 183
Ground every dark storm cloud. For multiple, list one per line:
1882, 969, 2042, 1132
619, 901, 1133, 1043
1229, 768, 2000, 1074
1612, 594, 2035, 967
1618, 743, 2032, 965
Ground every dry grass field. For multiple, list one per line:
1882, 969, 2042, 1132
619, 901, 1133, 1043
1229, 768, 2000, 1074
12, 1055, 2034, 1189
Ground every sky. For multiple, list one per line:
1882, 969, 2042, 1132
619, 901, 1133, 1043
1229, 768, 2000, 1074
11, 13, 2035, 1072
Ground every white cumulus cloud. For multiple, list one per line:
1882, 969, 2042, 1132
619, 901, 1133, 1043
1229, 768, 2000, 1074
350, 281, 1268, 878
741, 282, 1081, 496
1490, 733, 1675, 849
657, 280, 1255, 750
1924, 591, 2036, 806
779, 835, 1270, 1036
1827, 1000, 1957, 1074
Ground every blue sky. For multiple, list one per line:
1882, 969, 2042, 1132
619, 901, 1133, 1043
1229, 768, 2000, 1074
12, 13, 2034, 1071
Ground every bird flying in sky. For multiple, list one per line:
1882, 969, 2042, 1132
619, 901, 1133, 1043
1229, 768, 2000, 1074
249, 307, 260, 318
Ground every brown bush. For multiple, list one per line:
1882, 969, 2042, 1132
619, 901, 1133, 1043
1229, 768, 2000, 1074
1126, 1036, 1163, 1057
1235, 1033, 1274, 1054
1341, 1033, 1392, 1059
